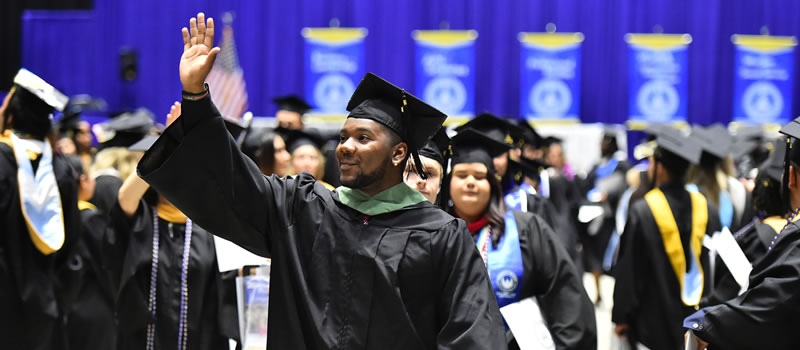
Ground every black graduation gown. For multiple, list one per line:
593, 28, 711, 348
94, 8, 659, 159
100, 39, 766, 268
137, 93, 507, 349
688, 221, 800, 349
703, 219, 775, 306
0, 141, 82, 350
66, 203, 118, 350
508, 211, 597, 350
612, 182, 721, 350
109, 201, 228, 350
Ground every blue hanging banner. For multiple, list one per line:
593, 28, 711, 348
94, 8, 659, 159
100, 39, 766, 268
626, 34, 692, 125
519, 32, 583, 121
302, 27, 368, 115
413, 30, 477, 118
731, 34, 797, 126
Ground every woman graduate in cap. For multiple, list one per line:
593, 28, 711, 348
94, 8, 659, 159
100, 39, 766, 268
685, 118, 800, 350
0, 68, 83, 349
135, 13, 505, 350
689, 124, 752, 232
282, 127, 335, 190
612, 125, 721, 350
403, 127, 450, 204
110, 107, 230, 350
703, 137, 789, 306
442, 128, 597, 350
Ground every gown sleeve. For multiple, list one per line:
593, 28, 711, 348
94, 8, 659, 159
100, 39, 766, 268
432, 219, 508, 349
524, 214, 597, 350
688, 230, 800, 349
137, 91, 316, 257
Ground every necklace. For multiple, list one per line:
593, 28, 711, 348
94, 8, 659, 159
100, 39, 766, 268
769, 207, 800, 251
145, 208, 193, 350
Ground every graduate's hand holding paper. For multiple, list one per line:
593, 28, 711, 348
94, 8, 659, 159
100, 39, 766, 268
180, 13, 220, 94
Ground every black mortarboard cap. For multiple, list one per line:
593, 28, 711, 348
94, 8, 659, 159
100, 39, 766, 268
93, 108, 154, 148
454, 113, 522, 148
418, 127, 451, 169
281, 128, 326, 154
517, 119, 543, 149
759, 137, 787, 182
508, 156, 549, 185
691, 124, 733, 160
450, 128, 511, 172
273, 95, 312, 115
346, 72, 447, 179
11, 68, 68, 113
128, 135, 159, 152
647, 124, 702, 165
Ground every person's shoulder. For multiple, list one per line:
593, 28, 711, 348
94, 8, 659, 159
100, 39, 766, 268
388, 202, 459, 233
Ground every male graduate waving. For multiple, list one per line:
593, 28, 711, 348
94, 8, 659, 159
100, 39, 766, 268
137, 13, 506, 350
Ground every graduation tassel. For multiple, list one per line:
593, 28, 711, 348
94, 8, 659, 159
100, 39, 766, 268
401, 90, 428, 180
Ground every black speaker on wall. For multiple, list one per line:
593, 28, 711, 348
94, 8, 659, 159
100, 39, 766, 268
119, 48, 138, 81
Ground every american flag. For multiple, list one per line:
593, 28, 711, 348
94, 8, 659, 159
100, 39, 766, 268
206, 24, 248, 120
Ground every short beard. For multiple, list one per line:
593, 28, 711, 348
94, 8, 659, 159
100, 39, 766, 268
340, 155, 391, 189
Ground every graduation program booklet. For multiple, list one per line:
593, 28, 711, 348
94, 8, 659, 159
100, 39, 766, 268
499, 297, 555, 350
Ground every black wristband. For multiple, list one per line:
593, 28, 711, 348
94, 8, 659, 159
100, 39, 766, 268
182, 83, 210, 101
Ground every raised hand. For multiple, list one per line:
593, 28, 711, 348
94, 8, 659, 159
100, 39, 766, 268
180, 12, 221, 94
166, 101, 181, 127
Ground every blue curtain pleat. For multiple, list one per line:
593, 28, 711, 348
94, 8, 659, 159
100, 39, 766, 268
20, 0, 800, 126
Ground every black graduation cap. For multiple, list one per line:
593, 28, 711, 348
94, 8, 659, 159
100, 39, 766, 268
508, 156, 549, 184
10, 68, 68, 113
93, 109, 154, 149
647, 124, 702, 165
346, 72, 447, 179
691, 124, 733, 160
454, 113, 522, 148
128, 135, 159, 152
517, 119, 543, 149
3, 69, 68, 135
281, 128, 326, 154
778, 117, 800, 212
418, 127, 451, 170
450, 128, 511, 172
759, 137, 787, 182
273, 95, 312, 115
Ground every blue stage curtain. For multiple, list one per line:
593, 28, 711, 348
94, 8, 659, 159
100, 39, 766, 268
21, 0, 800, 126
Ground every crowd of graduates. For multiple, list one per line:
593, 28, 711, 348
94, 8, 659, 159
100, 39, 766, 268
3, 12, 800, 350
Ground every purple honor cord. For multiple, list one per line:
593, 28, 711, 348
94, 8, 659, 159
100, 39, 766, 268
146, 208, 193, 350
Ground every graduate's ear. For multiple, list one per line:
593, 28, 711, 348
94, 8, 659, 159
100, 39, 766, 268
790, 164, 798, 190
391, 142, 408, 167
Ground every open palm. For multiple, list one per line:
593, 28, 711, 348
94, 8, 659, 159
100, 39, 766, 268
179, 13, 221, 94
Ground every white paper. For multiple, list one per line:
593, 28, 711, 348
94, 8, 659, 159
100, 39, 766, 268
499, 297, 555, 350
712, 227, 752, 294
214, 235, 269, 272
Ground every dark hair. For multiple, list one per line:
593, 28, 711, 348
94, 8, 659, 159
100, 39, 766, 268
753, 171, 785, 218
654, 147, 689, 182
3, 89, 54, 140
254, 130, 279, 175
441, 163, 507, 248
